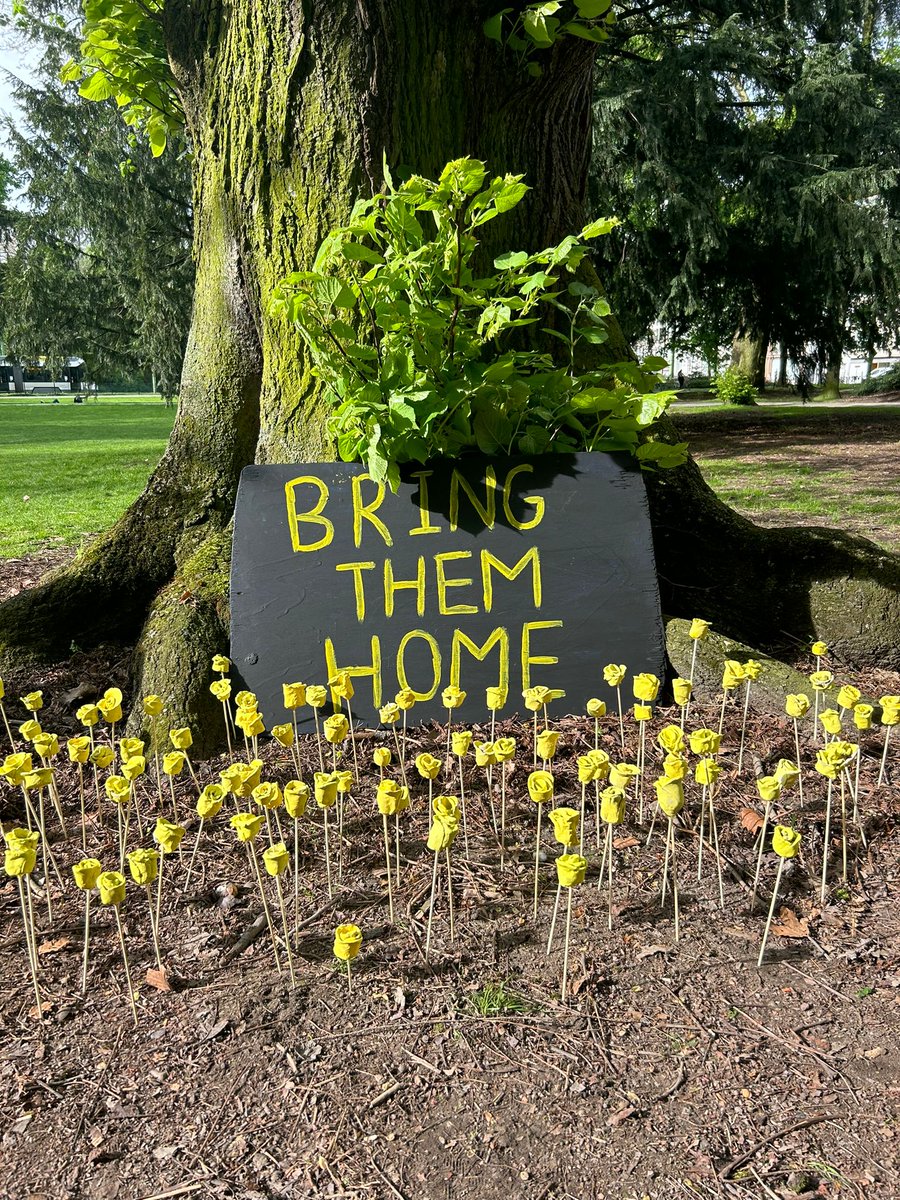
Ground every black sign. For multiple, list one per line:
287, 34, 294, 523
230, 454, 665, 726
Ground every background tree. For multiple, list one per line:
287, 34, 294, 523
0, 0, 899, 751
0, 2, 192, 393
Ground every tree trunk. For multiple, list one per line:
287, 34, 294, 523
820, 352, 843, 400
1, 0, 899, 752
730, 327, 769, 390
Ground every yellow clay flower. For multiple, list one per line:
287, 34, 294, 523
548, 806, 580, 848
633, 703, 652, 722
814, 750, 838, 780
127, 848, 158, 886
282, 682, 307, 709
373, 746, 393, 768
663, 752, 689, 781
306, 685, 328, 709
658, 725, 685, 755
785, 694, 811, 719
252, 781, 283, 810
120, 755, 146, 782
379, 702, 400, 724
154, 818, 186, 853
672, 677, 692, 706
811, 641, 828, 658
586, 698, 606, 719
97, 696, 122, 724
335, 769, 354, 795
77, 703, 101, 726
219, 763, 244, 795
609, 762, 640, 790
19, 719, 42, 742
689, 728, 721, 757
4, 826, 38, 849
97, 870, 127, 905
4, 843, 37, 878
235, 690, 258, 711
162, 750, 186, 777
744, 659, 763, 681
853, 704, 874, 730
395, 688, 417, 711
689, 618, 711, 640
494, 736, 517, 762
523, 685, 560, 711
141, 695, 164, 717
333, 923, 362, 961
32, 732, 60, 759
329, 670, 355, 701
474, 740, 498, 767
603, 663, 627, 687
323, 713, 350, 744
655, 777, 685, 817
721, 660, 745, 691
23, 767, 54, 791
809, 670, 834, 692
536, 729, 560, 760
633, 673, 660, 702
314, 772, 339, 809
72, 857, 102, 890
415, 752, 442, 781
235, 708, 265, 737
212, 654, 231, 674
441, 685, 466, 709
818, 709, 842, 736
119, 737, 145, 760
1, 752, 33, 784
263, 842, 290, 877
67, 736, 91, 764
197, 784, 226, 819
210, 678, 232, 702
486, 685, 508, 711
527, 770, 554, 804
450, 731, 471, 757
22, 690, 43, 713
376, 779, 405, 816
229, 811, 263, 842
284, 780, 310, 818
837, 685, 861, 710
756, 776, 782, 804
556, 853, 587, 888
880, 695, 900, 726
822, 740, 857, 771
169, 727, 193, 751
576, 754, 602, 785
600, 787, 626, 825
90, 745, 114, 769
586, 748, 610, 778
695, 759, 721, 787
271, 723, 294, 748
233, 759, 263, 797
432, 794, 459, 821
772, 825, 801, 859
427, 815, 459, 852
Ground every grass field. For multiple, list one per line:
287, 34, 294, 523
0, 399, 176, 558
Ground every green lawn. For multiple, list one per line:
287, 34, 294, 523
0, 399, 176, 558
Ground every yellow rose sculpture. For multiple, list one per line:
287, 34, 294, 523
721, 660, 744, 691
5, 842, 37, 877
169, 727, 193, 750
494, 736, 516, 762
633, 673, 660, 702
154, 818, 186, 853
811, 641, 828, 658
162, 750, 187, 777
282, 682, 307, 709
657, 725, 685, 754
333, 923, 362, 961
121, 755, 146, 783
197, 783, 226, 820
786, 694, 811, 719
104, 775, 131, 804
230, 811, 264, 842
68, 735, 91, 764
77, 702, 101, 727
427, 816, 459, 852
271, 723, 294, 748
818, 708, 842, 736
556, 853, 587, 888
72, 857, 102, 890
586, 698, 606, 719
373, 746, 392, 768
663, 752, 689, 781
97, 870, 127, 906
527, 770, 554, 804
395, 687, 417, 711
773, 759, 800, 790
441, 685, 466, 710
376, 779, 406, 816
252, 781, 283, 810
263, 842, 290, 877
689, 618, 711, 640
603, 663, 627, 687
694, 758, 721, 787
306, 685, 328, 708
633, 703, 652, 722
212, 654, 231, 674
688, 728, 721, 756
284, 780, 310, 818
451, 731, 472, 757
772, 825, 801, 859
853, 704, 874, 730
837, 685, 861, 711
672, 677, 693, 706
486, 685, 508, 711
142, 695, 164, 717
536, 729, 560, 760
756, 776, 782, 804
600, 786, 626, 825
127, 848, 159, 886
329, 670, 355, 701
809, 670, 834, 692
474, 740, 498, 767
22, 690, 43, 713
314, 772, 339, 808
379, 702, 400, 724
655, 777, 685, 817
609, 762, 640, 790
323, 713, 350, 744
415, 752, 442, 781
549, 806, 580, 848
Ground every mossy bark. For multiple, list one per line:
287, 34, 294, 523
731, 328, 769, 391
1, 0, 899, 753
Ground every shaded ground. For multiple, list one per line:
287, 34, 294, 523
674, 409, 900, 553
2, 554, 900, 1200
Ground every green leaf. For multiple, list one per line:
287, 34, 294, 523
523, 10, 558, 47
562, 21, 609, 42
575, 0, 612, 16
636, 441, 689, 468
494, 250, 530, 270
341, 242, 385, 265
314, 276, 357, 311
640, 355, 668, 372
483, 10, 511, 41
473, 405, 509, 453
78, 71, 117, 101
581, 216, 621, 239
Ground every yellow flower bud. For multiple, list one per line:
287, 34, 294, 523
212, 654, 231, 674
329, 670, 355, 701
19, 719, 42, 742
814, 750, 838, 780
284, 780, 310, 818
197, 784, 226, 820
880, 695, 900, 726
169, 727, 193, 751
4, 843, 37, 877
450, 731, 471, 757
141, 695, 164, 717
548, 806, 580, 848
853, 704, 874, 730
527, 770, 554, 804
773, 759, 800, 791
333, 923, 362, 961
373, 746, 393, 768
536, 729, 560, 759
127, 847, 159, 886
603, 663, 626, 687
772, 825, 801, 859
120, 755, 146, 782
210, 677, 232, 702
323, 713, 350, 744
271, 723, 294, 748
306, 685, 328, 709
743, 659, 763, 681
689, 618, 711, 640
837, 685, 861, 711
22, 690, 43, 713
395, 688, 417, 711
77, 703, 101, 726
252, 781, 283, 810
262, 842, 290, 877
0, 752, 32, 785
67, 735, 92, 763
235, 690, 258, 710
756, 775, 782, 804
235, 708, 265, 737
234, 759, 263, 797
441, 685, 466, 710
432, 794, 459, 822
334, 769, 354, 795
162, 750, 186, 777
154, 818, 186, 853
809, 670, 834, 692
586, 748, 611, 779
3, 826, 38, 850
23, 767, 54, 792
97, 870, 127, 906
229, 811, 263, 842
657, 725, 685, 754
811, 641, 828, 658
379, 702, 400, 724
663, 752, 689, 780
556, 853, 587, 888
633, 673, 660, 702
586, 698, 606, 719
523, 685, 560, 711
376, 779, 405, 816
818, 709, 842, 736
282, 681, 307, 709
314, 772, 339, 808
90, 745, 114, 770
486, 685, 508, 711
600, 786, 627, 825
32, 732, 60, 761
695, 758, 721, 787
415, 752, 442, 781
633, 703, 652, 722
655, 777, 685, 817
119, 737, 145, 761
672, 677, 692, 706
97, 696, 123, 723
71, 857, 102, 890
474, 740, 498, 767
577, 754, 601, 784
689, 728, 721, 757
722, 660, 744, 691
494, 736, 517, 762
219, 763, 243, 794
785, 693, 811, 719
609, 761, 640, 790
427, 815, 459, 852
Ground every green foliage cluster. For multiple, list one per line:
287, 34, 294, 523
484, 0, 615, 73
272, 158, 685, 489
857, 363, 900, 395
55, 0, 183, 156
712, 366, 758, 407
